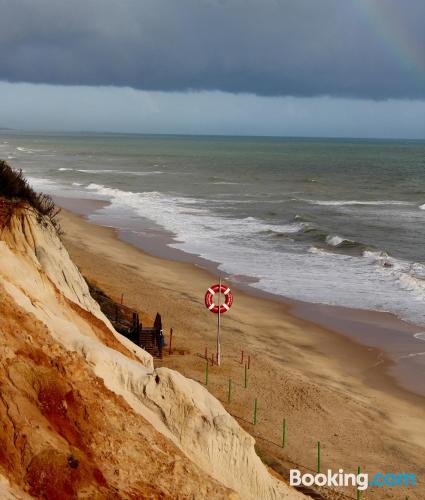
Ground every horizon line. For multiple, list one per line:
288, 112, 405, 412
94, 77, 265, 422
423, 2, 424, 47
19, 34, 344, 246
1, 127, 424, 142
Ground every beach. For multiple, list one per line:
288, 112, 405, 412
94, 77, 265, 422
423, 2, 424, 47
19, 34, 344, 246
58, 202, 425, 499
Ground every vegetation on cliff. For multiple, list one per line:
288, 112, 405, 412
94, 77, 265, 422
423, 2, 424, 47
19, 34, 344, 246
0, 159, 60, 231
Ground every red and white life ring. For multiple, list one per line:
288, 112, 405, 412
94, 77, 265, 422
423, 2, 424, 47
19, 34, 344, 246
204, 284, 233, 314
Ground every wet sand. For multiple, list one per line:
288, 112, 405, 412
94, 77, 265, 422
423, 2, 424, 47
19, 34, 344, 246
57, 198, 425, 499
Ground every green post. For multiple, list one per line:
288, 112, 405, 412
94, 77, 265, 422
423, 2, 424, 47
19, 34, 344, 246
228, 378, 232, 403
281, 417, 286, 448
317, 441, 321, 473
357, 466, 361, 500
244, 362, 247, 388
253, 398, 258, 425
205, 358, 209, 386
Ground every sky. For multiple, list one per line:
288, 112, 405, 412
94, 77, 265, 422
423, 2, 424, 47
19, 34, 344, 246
0, 0, 424, 138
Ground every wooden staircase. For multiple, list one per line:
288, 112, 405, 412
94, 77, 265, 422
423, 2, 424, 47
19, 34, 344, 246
89, 282, 164, 358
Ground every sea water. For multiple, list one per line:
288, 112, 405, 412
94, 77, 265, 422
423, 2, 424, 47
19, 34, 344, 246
1, 132, 425, 325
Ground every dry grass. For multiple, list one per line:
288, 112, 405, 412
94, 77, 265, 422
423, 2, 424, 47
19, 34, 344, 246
0, 159, 61, 232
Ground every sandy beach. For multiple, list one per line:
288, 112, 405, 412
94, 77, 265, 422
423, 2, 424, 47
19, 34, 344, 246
57, 201, 425, 499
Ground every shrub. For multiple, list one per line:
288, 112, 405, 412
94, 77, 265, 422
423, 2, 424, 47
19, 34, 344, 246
0, 160, 61, 232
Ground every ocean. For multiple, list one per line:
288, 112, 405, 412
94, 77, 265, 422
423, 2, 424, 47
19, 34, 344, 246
2, 132, 425, 326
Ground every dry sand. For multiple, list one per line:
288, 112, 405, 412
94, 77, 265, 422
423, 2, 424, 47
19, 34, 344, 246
59, 207, 425, 499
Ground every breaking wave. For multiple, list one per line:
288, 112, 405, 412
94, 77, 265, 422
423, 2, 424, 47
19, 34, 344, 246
302, 199, 414, 206
326, 235, 352, 247
58, 168, 163, 176
84, 183, 303, 240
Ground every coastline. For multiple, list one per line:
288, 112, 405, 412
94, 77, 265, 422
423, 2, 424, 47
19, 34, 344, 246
56, 194, 425, 399
56, 196, 425, 498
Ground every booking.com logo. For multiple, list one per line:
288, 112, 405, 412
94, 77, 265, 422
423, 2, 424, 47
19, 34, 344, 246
290, 469, 416, 491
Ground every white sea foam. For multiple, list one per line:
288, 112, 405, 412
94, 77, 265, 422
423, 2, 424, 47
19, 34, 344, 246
57, 167, 162, 175
362, 251, 425, 305
303, 199, 413, 206
267, 223, 304, 234
308, 246, 333, 256
27, 176, 56, 188
414, 333, 425, 341
210, 199, 285, 204
85, 184, 302, 238
81, 182, 425, 325
212, 181, 239, 185
26, 177, 73, 195
73, 168, 163, 175
399, 352, 425, 359
26, 176, 90, 199
16, 146, 46, 154
326, 235, 350, 246
419, 203, 425, 210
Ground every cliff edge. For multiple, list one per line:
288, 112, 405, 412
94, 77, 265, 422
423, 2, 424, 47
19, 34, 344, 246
0, 184, 303, 498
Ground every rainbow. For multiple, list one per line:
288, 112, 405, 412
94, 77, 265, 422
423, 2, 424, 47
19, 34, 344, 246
356, 0, 425, 83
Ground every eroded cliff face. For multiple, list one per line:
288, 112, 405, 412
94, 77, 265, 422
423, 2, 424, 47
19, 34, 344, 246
0, 204, 303, 499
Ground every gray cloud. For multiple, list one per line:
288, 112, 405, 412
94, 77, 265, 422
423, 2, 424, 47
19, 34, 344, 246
0, 0, 424, 99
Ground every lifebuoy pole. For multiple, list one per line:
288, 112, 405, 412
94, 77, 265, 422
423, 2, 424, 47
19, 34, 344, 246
204, 280, 233, 368
217, 276, 222, 366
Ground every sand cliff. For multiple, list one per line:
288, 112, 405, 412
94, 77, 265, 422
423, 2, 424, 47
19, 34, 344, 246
0, 202, 303, 498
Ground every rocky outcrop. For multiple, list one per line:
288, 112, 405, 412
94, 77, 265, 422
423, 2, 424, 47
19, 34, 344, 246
0, 203, 303, 499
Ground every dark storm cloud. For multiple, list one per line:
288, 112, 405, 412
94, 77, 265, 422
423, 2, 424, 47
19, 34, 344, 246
0, 0, 424, 99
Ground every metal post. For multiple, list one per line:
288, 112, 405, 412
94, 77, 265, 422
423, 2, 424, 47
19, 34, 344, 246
282, 417, 286, 448
357, 466, 361, 500
217, 276, 221, 366
244, 362, 248, 388
253, 398, 258, 425
317, 441, 321, 473
168, 328, 173, 355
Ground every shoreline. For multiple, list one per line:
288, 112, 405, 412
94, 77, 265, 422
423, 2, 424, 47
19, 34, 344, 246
56, 194, 425, 399
56, 197, 425, 498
